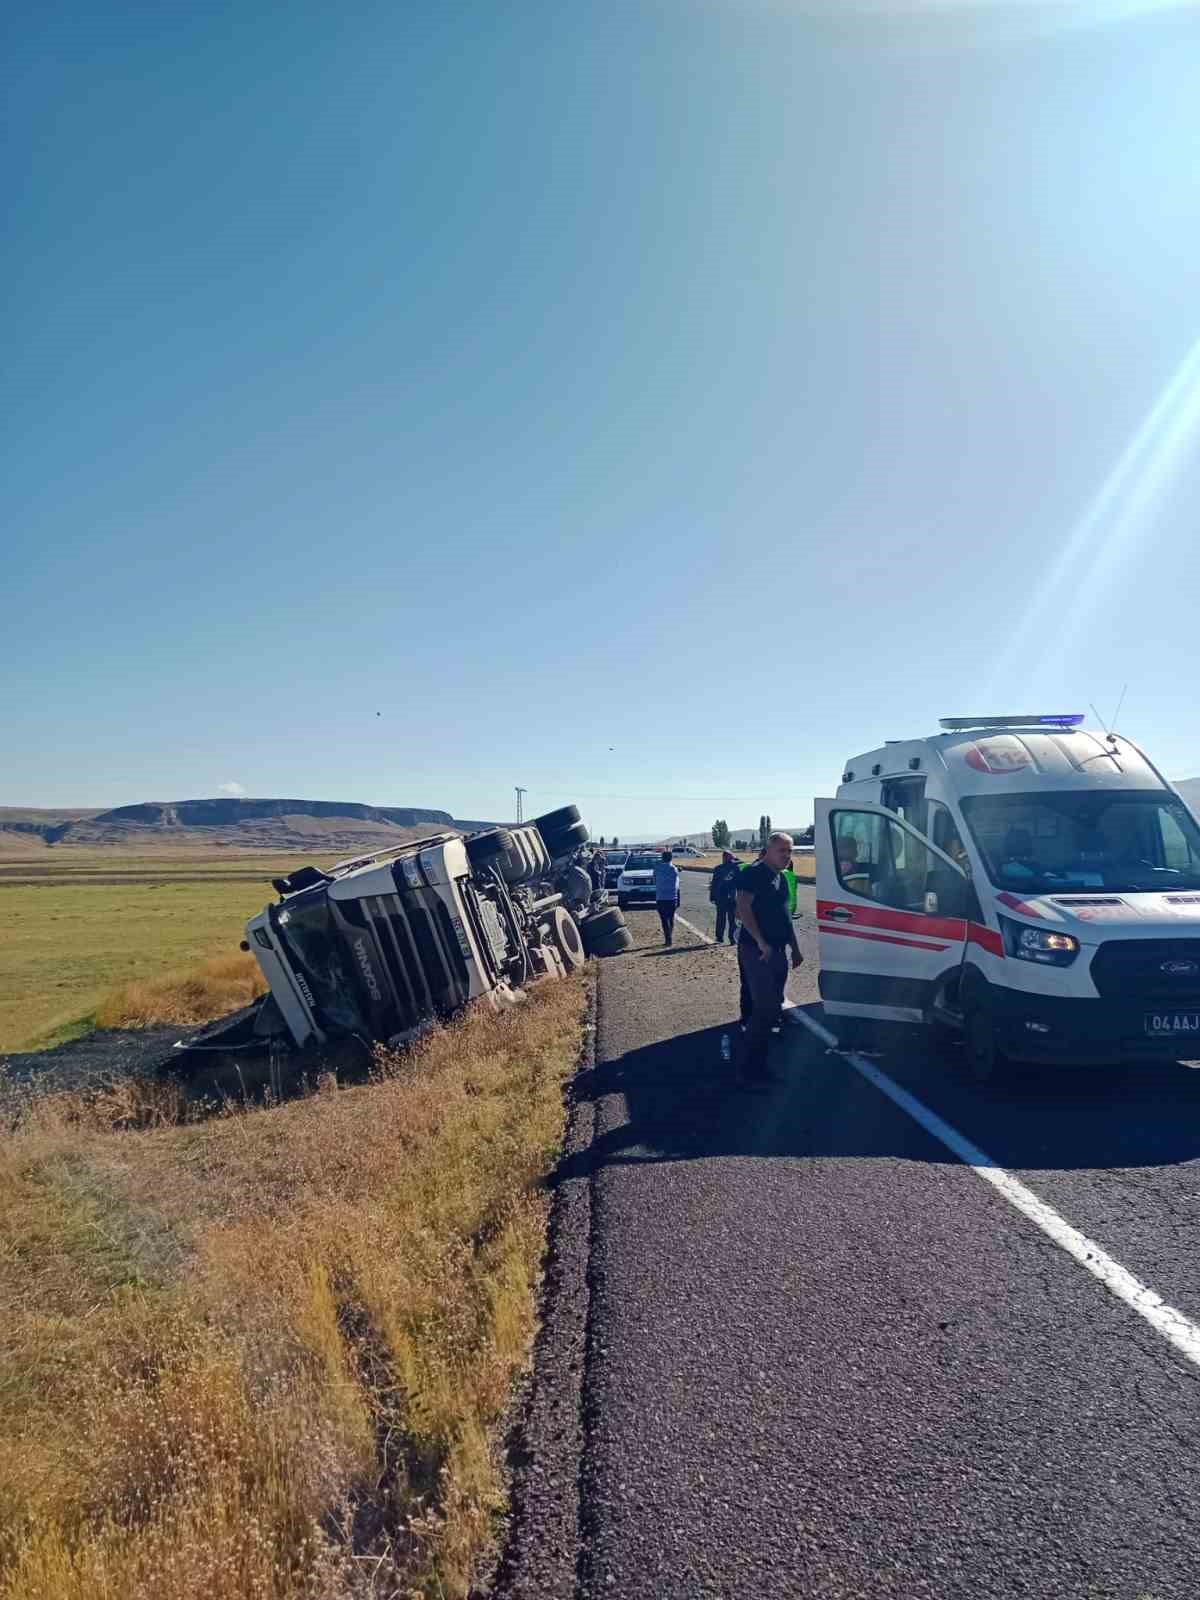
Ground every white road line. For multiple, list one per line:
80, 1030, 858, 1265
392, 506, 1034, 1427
787, 1006, 1200, 1372
675, 915, 713, 946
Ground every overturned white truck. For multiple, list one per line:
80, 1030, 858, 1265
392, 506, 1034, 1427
242, 805, 630, 1052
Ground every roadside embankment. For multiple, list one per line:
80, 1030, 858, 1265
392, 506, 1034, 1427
0, 971, 588, 1600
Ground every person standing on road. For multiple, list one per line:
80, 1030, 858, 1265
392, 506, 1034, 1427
709, 850, 741, 946
654, 850, 681, 946
589, 846, 607, 899
735, 832, 803, 1086
781, 854, 799, 919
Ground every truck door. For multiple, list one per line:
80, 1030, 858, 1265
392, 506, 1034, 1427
815, 798, 970, 1025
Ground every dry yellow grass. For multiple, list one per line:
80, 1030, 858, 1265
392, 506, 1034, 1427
679, 852, 816, 878
94, 950, 268, 1030
0, 972, 587, 1599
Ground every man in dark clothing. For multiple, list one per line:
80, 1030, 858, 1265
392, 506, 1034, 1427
709, 850, 741, 945
735, 832, 803, 1086
589, 847, 607, 898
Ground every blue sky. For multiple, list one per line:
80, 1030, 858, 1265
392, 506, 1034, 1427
6, 0, 1200, 836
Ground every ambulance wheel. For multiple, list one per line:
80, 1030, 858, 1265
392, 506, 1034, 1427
831, 1016, 866, 1053
532, 805, 581, 834
465, 828, 514, 866
964, 1003, 1007, 1085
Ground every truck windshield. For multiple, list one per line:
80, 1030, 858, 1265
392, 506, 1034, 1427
959, 791, 1200, 895
272, 893, 370, 1034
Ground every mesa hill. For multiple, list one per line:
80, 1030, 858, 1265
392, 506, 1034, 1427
0, 798, 489, 852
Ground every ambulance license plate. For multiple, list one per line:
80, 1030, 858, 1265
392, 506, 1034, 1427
1144, 1011, 1200, 1037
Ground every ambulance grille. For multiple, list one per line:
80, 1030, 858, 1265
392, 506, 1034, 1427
1090, 940, 1200, 1001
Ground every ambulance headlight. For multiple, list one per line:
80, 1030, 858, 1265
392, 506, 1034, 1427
1000, 917, 1079, 967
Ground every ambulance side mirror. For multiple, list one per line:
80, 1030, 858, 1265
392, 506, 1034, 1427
926, 869, 967, 918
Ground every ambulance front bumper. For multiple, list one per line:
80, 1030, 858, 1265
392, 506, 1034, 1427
989, 985, 1200, 1066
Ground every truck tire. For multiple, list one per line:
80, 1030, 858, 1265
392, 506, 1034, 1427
541, 820, 590, 856
592, 926, 634, 957
532, 804, 581, 834
466, 828, 515, 866
547, 906, 586, 972
581, 906, 626, 951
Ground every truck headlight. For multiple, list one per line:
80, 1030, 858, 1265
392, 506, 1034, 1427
999, 916, 1079, 967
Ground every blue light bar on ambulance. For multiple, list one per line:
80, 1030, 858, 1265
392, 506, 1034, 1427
938, 714, 1085, 731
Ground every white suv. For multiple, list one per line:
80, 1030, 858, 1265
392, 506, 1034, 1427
617, 853, 659, 908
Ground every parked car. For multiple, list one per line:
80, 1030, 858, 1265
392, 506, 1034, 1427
604, 849, 630, 890
617, 853, 659, 908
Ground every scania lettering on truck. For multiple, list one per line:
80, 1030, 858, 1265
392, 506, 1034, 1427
815, 715, 1200, 1077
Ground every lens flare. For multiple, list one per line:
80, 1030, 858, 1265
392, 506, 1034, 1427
977, 330, 1200, 701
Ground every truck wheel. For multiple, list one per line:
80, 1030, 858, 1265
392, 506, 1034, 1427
466, 828, 514, 866
592, 926, 634, 957
581, 907, 626, 951
542, 820, 590, 856
532, 804, 581, 834
547, 906, 586, 972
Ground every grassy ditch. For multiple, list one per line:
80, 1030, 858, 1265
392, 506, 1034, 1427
0, 972, 588, 1599
94, 950, 267, 1031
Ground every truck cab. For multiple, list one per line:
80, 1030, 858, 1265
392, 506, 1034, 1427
816, 715, 1200, 1075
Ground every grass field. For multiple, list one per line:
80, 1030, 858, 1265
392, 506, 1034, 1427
0, 971, 587, 1599
0, 849, 334, 1054
678, 851, 817, 877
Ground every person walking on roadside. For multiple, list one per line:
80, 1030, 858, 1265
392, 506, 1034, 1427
654, 850, 681, 946
710, 850, 741, 946
735, 832, 803, 1086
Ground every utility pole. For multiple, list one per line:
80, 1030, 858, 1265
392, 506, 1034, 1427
515, 786, 526, 824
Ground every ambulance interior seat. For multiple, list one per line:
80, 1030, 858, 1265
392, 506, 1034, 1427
1000, 827, 1037, 880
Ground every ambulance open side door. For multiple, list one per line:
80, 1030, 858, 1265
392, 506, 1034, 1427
814, 798, 972, 1026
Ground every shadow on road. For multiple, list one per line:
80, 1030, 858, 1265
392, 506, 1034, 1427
560, 1003, 1200, 1180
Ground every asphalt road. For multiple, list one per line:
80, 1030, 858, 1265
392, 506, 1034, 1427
500, 877, 1200, 1599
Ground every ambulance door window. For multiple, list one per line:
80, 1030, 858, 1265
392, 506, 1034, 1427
927, 802, 981, 922
928, 801, 968, 870
881, 776, 927, 836
833, 809, 938, 915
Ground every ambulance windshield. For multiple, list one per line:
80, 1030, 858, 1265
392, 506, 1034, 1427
959, 791, 1200, 895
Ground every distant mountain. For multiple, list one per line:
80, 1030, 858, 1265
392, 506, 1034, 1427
0, 798, 500, 852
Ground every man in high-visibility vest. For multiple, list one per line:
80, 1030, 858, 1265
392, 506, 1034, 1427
782, 856, 798, 918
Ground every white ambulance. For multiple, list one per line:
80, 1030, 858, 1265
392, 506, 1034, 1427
815, 715, 1200, 1076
